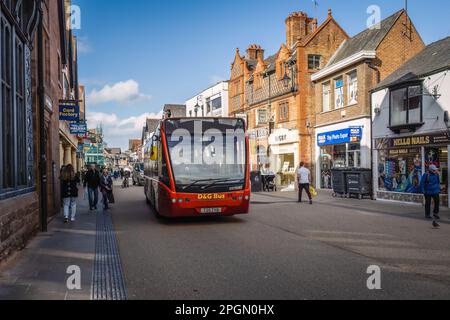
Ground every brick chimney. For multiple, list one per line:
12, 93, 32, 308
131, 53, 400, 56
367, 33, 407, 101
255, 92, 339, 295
285, 12, 315, 48
246, 44, 264, 61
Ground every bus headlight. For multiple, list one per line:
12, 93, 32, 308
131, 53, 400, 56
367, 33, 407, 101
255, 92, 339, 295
172, 198, 177, 204
245, 196, 250, 201
178, 198, 183, 203
238, 196, 243, 201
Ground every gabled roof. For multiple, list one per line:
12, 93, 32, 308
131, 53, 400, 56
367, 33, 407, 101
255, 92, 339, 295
327, 10, 404, 66
374, 36, 450, 91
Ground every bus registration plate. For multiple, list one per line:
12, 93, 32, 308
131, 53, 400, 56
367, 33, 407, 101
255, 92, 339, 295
201, 208, 222, 214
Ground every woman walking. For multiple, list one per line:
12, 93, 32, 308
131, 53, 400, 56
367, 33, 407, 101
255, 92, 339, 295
100, 168, 114, 210
61, 164, 80, 223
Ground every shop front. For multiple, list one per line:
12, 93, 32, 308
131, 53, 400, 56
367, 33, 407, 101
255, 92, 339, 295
269, 129, 299, 187
374, 133, 450, 205
315, 119, 371, 189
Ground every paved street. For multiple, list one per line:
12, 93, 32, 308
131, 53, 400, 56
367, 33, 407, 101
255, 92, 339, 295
1, 182, 450, 300
111, 184, 450, 300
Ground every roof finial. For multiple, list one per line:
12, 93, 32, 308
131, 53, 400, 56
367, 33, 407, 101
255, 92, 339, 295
328, 8, 332, 17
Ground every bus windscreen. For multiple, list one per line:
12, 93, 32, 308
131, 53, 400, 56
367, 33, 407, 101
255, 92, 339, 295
165, 119, 247, 193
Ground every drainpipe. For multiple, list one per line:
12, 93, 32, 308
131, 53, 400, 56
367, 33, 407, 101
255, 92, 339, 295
368, 60, 380, 201
37, 3, 48, 232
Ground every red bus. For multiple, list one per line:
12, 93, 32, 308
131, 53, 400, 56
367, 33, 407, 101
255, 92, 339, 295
143, 118, 250, 218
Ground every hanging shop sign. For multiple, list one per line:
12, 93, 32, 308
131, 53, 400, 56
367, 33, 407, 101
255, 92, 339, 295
317, 127, 362, 147
70, 122, 87, 135
376, 132, 450, 149
59, 105, 80, 121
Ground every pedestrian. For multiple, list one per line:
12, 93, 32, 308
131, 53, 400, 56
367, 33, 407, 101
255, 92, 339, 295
420, 164, 441, 221
61, 164, 80, 223
297, 162, 313, 205
100, 168, 114, 210
84, 164, 101, 211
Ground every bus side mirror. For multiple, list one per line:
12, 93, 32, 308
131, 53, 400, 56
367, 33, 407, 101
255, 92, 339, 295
150, 146, 158, 161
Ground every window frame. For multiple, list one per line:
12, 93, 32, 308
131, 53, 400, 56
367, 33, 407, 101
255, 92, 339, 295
347, 70, 358, 106
308, 54, 322, 71
322, 82, 331, 112
278, 101, 289, 123
0, 10, 33, 198
256, 108, 268, 126
388, 82, 424, 130
334, 76, 344, 109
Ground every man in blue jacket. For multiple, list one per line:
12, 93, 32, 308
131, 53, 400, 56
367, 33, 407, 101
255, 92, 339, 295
420, 165, 441, 220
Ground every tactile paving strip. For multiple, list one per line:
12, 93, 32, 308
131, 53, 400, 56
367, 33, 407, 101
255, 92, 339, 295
91, 211, 127, 300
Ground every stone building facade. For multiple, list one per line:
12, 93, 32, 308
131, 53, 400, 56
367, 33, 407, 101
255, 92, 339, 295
1, 0, 83, 263
311, 9, 425, 190
229, 9, 348, 187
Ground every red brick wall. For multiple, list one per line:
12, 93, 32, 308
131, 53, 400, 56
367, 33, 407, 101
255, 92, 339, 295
376, 11, 425, 81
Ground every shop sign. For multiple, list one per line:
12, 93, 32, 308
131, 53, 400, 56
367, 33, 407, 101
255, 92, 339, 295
269, 129, 299, 145
377, 132, 450, 149
59, 105, 80, 121
69, 122, 87, 135
317, 127, 362, 147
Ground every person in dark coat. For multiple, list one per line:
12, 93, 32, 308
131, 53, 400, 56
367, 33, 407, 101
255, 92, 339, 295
61, 164, 80, 223
100, 168, 114, 210
84, 164, 101, 211
420, 164, 442, 222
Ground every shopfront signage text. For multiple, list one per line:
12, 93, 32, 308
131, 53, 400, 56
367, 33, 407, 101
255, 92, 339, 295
59, 105, 80, 121
377, 133, 450, 149
70, 122, 87, 135
317, 127, 362, 147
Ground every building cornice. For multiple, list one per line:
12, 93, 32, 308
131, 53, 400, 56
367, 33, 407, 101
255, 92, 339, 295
311, 51, 376, 82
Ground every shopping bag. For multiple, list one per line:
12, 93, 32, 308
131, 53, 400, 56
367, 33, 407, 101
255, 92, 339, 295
310, 186, 318, 197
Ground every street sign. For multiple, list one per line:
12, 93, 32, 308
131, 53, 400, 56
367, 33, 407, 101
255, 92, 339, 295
59, 105, 80, 121
70, 122, 87, 135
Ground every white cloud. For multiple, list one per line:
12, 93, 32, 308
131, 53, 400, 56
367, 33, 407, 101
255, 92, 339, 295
87, 80, 152, 106
87, 111, 163, 150
77, 36, 93, 54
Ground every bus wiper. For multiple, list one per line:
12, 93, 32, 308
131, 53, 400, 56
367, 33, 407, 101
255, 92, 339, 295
181, 178, 226, 191
200, 178, 245, 191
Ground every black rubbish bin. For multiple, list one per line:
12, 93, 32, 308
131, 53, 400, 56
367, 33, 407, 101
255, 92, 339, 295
331, 168, 348, 197
345, 169, 372, 200
250, 171, 263, 193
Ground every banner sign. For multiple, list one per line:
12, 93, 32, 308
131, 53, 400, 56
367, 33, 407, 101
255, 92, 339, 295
317, 127, 363, 147
59, 105, 80, 121
376, 132, 450, 150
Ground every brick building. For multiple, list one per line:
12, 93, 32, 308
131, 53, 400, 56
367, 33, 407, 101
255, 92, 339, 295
229, 9, 348, 187
311, 9, 425, 190
1, 0, 83, 263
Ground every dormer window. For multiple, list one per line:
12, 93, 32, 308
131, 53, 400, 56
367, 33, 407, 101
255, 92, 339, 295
389, 84, 424, 132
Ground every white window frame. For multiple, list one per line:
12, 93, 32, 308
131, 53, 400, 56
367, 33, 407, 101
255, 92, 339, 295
334, 76, 344, 109
347, 70, 358, 105
322, 82, 331, 112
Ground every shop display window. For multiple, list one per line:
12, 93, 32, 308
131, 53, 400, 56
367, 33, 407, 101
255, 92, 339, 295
378, 148, 422, 194
320, 143, 361, 189
378, 147, 448, 195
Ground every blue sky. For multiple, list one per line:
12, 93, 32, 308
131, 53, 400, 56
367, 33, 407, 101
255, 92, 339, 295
73, 0, 450, 149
